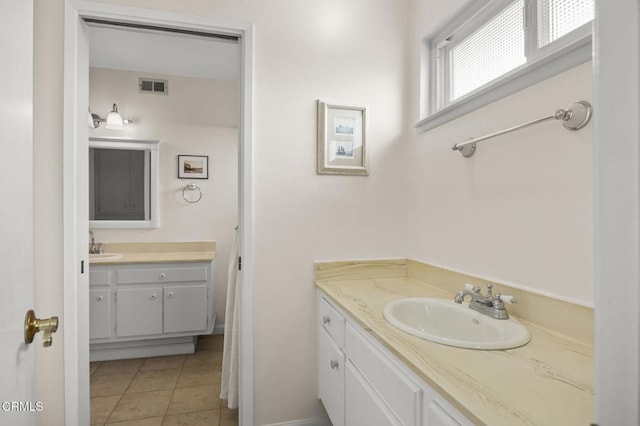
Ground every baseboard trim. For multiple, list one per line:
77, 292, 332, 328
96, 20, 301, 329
263, 416, 332, 426
213, 323, 225, 335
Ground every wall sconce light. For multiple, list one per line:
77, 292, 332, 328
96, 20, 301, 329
89, 103, 133, 130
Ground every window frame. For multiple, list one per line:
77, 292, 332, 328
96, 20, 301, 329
417, 0, 592, 132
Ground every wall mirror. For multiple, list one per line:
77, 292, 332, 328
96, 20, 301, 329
89, 137, 160, 228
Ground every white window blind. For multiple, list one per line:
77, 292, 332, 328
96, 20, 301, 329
537, 0, 594, 47
450, 0, 525, 101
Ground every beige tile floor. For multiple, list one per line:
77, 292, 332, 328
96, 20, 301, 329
90, 334, 238, 426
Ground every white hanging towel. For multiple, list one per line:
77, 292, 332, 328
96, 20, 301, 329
220, 227, 239, 409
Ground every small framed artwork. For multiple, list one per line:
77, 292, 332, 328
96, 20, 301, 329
178, 155, 209, 179
317, 99, 368, 176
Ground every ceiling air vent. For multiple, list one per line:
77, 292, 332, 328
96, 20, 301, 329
139, 78, 168, 95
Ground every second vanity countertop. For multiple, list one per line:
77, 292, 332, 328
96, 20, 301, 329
316, 276, 593, 426
89, 241, 216, 265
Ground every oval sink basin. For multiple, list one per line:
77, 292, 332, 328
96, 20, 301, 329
383, 298, 530, 350
89, 253, 122, 262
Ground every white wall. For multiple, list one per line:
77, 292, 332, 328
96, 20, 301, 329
89, 67, 238, 326
407, 0, 594, 306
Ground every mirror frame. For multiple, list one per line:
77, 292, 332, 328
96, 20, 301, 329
89, 137, 160, 229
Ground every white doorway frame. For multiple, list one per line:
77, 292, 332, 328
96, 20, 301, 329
62, 1, 254, 425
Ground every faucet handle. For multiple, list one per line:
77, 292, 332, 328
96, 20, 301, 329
464, 283, 481, 294
496, 294, 516, 304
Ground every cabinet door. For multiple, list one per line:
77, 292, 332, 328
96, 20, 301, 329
90, 289, 111, 339
318, 327, 345, 426
345, 323, 422, 426
164, 285, 208, 333
116, 287, 163, 337
346, 361, 401, 426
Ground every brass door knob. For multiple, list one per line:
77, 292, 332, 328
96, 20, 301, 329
24, 310, 59, 347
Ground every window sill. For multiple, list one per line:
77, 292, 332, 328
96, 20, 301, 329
415, 34, 592, 133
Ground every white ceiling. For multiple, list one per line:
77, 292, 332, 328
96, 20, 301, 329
88, 24, 239, 81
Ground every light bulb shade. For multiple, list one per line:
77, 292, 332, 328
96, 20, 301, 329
105, 103, 124, 130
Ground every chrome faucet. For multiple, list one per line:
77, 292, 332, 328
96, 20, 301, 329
89, 230, 100, 254
454, 283, 516, 320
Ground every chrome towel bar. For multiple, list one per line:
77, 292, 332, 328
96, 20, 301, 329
451, 100, 593, 158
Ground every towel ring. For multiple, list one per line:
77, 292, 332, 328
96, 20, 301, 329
182, 183, 202, 203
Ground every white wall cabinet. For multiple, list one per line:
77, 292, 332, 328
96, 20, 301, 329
89, 261, 215, 361
317, 291, 472, 426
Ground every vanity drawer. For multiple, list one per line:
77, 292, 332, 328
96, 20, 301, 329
116, 266, 208, 284
318, 295, 345, 347
345, 322, 422, 426
89, 269, 112, 286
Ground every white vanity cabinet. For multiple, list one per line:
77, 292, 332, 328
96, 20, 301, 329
317, 291, 472, 426
89, 260, 215, 361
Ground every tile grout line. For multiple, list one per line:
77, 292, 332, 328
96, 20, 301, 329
102, 359, 142, 425
161, 358, 183, 423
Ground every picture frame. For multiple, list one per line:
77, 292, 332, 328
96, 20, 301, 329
178, 155, 209, 179
317, 99, 368, 176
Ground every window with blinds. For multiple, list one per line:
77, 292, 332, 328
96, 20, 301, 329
421, 0, 594, 128
537, 0, 594, 47
450, 1, 526, 101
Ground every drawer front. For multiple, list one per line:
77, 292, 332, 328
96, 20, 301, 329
89, 269, 112, 286
345, 322, 422, 426
318, 295, 345, 346
346, 360, 401, 426
117, 266, 208, 285
318, 327, 345, 426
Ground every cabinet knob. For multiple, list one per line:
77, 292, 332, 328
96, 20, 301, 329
167, 292, 175, 298
96, 295, 103, 302
159, 273, 166, 280
330, 360, 339, 370
322, 316, 331, 325
150, 293, 157, 300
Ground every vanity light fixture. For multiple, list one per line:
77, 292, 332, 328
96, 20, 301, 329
89, 103, 133, 130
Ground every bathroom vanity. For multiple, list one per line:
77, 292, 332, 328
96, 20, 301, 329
89, 242, 216, 361
318, 292, 472, 426
315, 259, 594, 425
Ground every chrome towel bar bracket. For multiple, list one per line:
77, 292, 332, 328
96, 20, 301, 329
451, 100, 593, 158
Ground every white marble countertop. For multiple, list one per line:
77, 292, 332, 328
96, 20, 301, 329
316, 276, 593, 425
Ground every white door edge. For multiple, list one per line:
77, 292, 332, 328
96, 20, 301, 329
593, 0, 640, 424
62, 1, 255, 425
